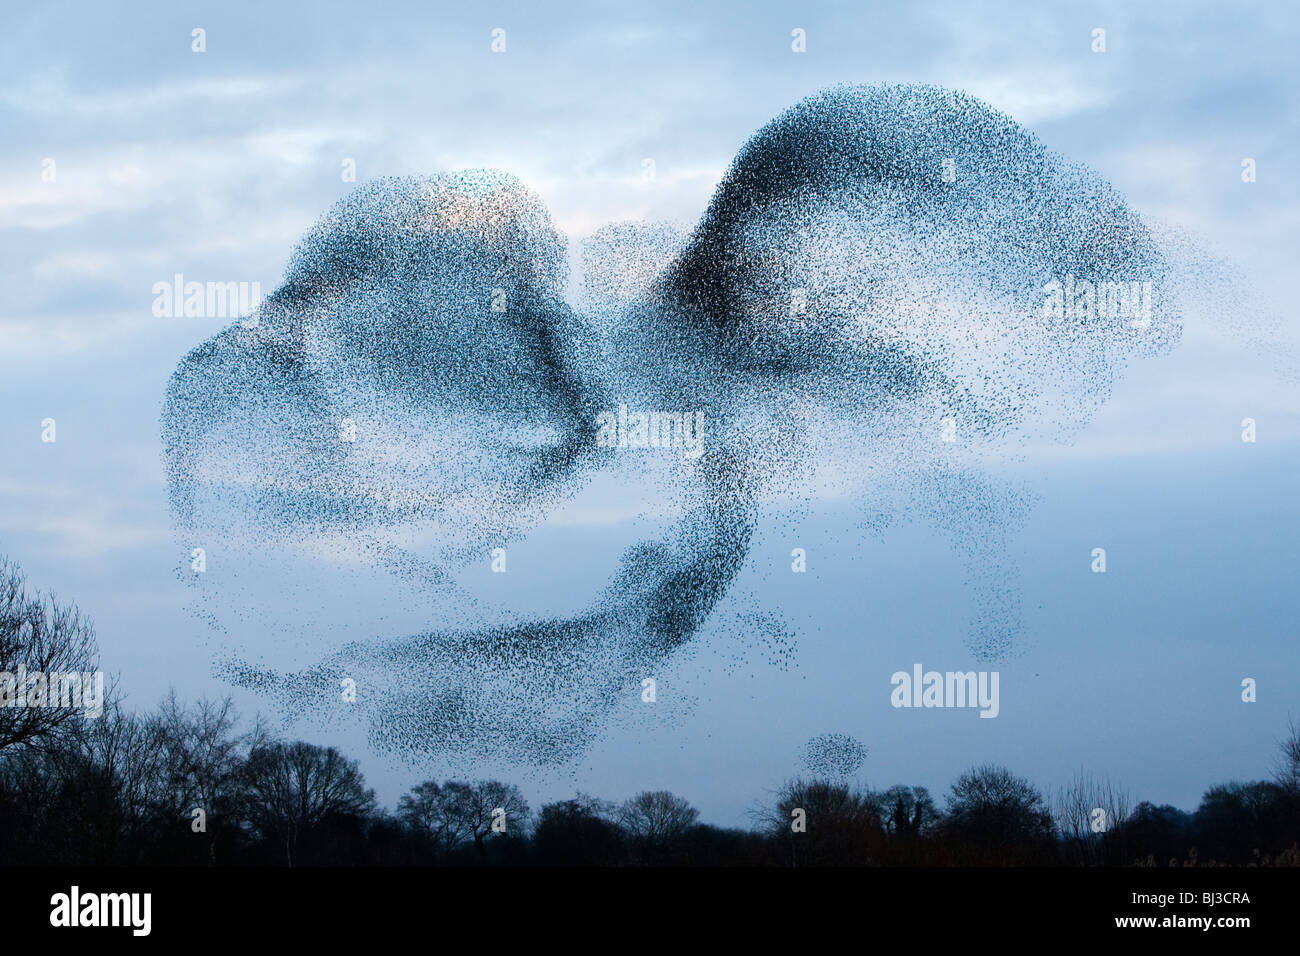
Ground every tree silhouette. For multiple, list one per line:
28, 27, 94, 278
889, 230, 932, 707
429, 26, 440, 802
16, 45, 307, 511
1192, 781, 1293, 865
0, 557, 101, 753
762, 778, 882, 865
1117, 802, 1193, 865
1054, 770, 1131, 865
398, 779, 529, 862
875, 784, 939, 836
397, 781, 467, 859
1275, 717, 1300, 795
152, 694, 261, 863
444, 780, 530, 862
943, 765, 1055, 864
533, 795, 625, 865
618, 790, 699, 864
3, 675, 1299, 867
240, 741, 375, 865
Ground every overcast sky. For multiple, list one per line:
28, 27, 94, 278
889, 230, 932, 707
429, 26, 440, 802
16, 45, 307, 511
2, 0, 1298, 825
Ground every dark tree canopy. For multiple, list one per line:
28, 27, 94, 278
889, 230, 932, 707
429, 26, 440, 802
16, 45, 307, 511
943, 764, 1056, 864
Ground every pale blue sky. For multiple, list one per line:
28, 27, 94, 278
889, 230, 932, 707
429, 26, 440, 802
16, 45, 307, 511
1, 0, 1298, 825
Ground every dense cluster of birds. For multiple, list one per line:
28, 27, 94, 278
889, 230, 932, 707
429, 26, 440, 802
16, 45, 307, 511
802, 733, 870, 779
163, 84, 1180, 766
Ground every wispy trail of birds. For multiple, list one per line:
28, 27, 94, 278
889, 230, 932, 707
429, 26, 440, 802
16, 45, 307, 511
163, 84, 1190, 765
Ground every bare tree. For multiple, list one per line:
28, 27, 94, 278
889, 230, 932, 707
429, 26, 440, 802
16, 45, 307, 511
398, 780, 469, 857
0, 557, 102, 752
152, 693, 263, 863
619, 790, 699, 862
533, 794, 626, 865
1274, 717, 1300, 794
756, 777, 883, 865
1054, 769, 1131, 865
241, 741, 375, 865
875, 784, 939, 836
452, 780, 530, 860
944, 764, 1056, 864
399, 779, 529, 861
58, 701, 173, 864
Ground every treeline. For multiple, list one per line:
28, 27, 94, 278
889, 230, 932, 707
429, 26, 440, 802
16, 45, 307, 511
1, 692, 1297, 866
2, 556, 1298, 866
